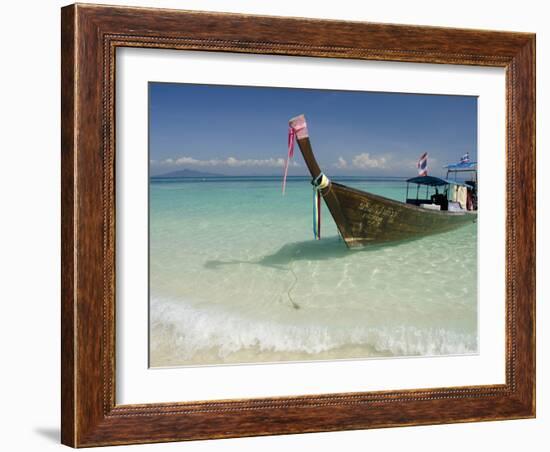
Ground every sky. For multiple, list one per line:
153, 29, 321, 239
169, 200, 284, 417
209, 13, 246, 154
149, 82, 477, 177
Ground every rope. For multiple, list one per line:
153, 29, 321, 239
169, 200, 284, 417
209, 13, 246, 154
282, 122, 308, 195
286, 265, 300, 310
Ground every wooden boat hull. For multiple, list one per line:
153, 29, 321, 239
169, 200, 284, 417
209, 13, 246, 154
325, 182, 476, 248
288, 114, 476, 248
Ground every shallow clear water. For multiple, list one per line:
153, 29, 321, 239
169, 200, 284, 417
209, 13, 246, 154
149, 177, 477, 367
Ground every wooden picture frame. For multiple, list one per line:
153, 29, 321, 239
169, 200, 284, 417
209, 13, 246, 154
61, 3, 535, 447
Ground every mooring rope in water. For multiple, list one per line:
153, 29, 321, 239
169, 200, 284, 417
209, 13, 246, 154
312, 173, 330, 240
286, 265, 300, 310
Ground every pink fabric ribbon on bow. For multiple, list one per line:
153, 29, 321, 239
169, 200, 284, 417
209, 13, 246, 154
282, 126, 296, 195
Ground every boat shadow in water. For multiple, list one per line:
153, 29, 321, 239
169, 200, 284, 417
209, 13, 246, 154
203, 236, 418, 310
204, 235, 413, 270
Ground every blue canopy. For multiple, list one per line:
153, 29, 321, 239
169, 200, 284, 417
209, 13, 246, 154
444, 161, 477, 170
406, 176, 449, 186
407, 175, 470, 187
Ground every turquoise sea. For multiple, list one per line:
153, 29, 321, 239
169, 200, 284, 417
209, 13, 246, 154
149, 177, 477, 367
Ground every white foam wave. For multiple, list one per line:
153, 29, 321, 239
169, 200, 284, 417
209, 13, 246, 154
150, 297, 477, 364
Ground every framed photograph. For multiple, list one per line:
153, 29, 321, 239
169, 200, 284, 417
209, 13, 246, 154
61, 3, 535, 447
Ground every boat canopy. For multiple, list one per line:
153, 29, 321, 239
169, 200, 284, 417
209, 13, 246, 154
407, 175, 471, 187
444, 161, 477, 170
406, 175, 449, 186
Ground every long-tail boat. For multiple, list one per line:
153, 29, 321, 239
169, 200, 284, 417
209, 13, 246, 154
289, 114, 477, 248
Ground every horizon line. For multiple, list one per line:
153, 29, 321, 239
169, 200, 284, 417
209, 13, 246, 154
149, 174, 412, 179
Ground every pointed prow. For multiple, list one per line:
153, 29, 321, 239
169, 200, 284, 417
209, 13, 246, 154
289, 114, 309, 139
289, 114, 353, 245
288, 115, 322, 178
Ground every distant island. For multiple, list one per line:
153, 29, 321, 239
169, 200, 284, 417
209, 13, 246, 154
153, 169, 225, 178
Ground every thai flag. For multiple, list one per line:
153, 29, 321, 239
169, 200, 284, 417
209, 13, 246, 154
460, 152, 470, 164
417, 152, 428, 176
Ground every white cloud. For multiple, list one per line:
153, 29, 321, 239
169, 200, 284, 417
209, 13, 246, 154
152, 156, 299, 168
321, 152, 439, 174
174, 156, 201, 165
334, 156, 348, 169
351, 153, 387, 169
